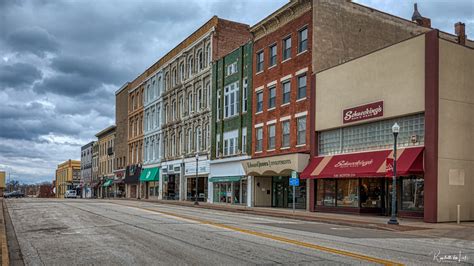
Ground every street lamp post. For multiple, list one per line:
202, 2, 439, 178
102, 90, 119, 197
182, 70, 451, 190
194, 153, 199, 205
388, 122, 400, 225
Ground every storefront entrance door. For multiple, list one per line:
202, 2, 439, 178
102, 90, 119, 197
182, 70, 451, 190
272, 176, 288, 208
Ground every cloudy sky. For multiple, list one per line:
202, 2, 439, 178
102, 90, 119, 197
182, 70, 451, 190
0, 0, 472, 184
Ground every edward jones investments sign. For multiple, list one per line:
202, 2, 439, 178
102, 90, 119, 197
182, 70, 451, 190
343, 101, 383, 124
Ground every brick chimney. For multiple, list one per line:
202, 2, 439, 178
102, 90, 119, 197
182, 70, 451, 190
455, 22, 466, 45
411, 3, 431, 28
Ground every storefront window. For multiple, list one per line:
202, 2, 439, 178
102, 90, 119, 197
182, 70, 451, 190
316, 179, 335, 206
319, 113, 425, 155
360, 178, 383, 208
212, 180, 245, 204
401, 176, 424, 211
336, 179, 359, 207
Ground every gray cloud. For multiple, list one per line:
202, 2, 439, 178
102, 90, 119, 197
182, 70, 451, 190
6, 26, 59, 57
0, 62, 43, 89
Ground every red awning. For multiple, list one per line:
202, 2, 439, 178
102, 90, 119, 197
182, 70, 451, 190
301, 146, 424, 179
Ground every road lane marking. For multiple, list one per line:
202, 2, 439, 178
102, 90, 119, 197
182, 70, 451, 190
112, 202, 403, 266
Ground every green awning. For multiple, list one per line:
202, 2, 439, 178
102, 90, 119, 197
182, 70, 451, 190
140, 167, 160, 182
209, 176, 242, 183
103, 179, 113, 187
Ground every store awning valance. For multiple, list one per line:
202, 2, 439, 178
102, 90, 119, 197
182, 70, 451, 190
242, 153, 310, 176
209, 176, 242, 183
103, 179, 113, 187
140, 167, 160, 182
301, 146, 424, 179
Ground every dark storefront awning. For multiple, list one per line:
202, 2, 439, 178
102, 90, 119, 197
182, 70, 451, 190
124, 165, 141, 184
103, 179, 113, 187
209, 176, 242, 183
140, 167, 160, 182
301, 146, 424, 179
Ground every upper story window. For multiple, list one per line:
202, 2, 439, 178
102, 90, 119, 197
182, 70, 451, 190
268, 86, 276, 109
188, 92, 193, 113
172, 100, 177, 120
187, 128, 193, 153
226, 62, 237, 76
256, 91, 263, 113
156, 107, 160, 127
224, 81, 239, 118
188, 56, 193, 77
255, 127, 263, 152
223, 130, 238, 156
298, 27, 308, 53
216, 89, 221, 120
195, 126, 202, 152
297, 116, 307, 145
282, 120, 290, 148
179, 96, 184, 118
216, 134, 220, 157
172, 68, 177, 87
151, 80, 155, 99
269, 44, 277, 67
297, 74, 307, 99
157, 77, 162, 96
206, 44, 211, 66
268, 124, 276, 150
197, 88, 202, 110
283, 36, 292, 60
242, 78, 248, 113
282, 80, 291, 104
256, 51, 264, 73
241, 127, 247, 154
180, 63, 185, 82
164, 72, 170, 90
197, 50, 204, 71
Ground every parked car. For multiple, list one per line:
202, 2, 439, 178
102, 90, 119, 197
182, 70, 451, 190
65, 190, 77, 198
4, 191, 25, 198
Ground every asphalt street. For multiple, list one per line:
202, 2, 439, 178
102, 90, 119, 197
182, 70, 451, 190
5, 198, 474, 265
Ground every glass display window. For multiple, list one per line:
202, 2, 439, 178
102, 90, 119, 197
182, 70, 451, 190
401, 176, 424, 211
336, 179, 359, 207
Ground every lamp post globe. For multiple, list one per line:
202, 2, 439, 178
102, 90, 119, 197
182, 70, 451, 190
388, 122, 400, 225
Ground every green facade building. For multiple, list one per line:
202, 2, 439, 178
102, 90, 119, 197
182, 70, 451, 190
209, 42, 253, 206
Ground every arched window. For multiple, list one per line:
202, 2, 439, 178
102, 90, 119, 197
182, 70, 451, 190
179, 95, 183, 117
187, 128, 193, 153
188, 56, 193, 77
180, 62, 185, 82
188, 92, 193, 113
206, 44, 211, 66
195, 126, 202, 152
172, 100, 177, 120
151, 109, 155, 129
172, 67, 177, 87
131, 95, 135, 110
151, 80, 155, 99
157, 77, 162, 95
164, 72, 169, 90
171, 134, 176, 156
197, 50, 203, 71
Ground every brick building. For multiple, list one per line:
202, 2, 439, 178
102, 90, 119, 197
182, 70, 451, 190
114, 82, 130, 197
124, 82, 144, 199
243, 0, 313, 209
209, 42, 253, 206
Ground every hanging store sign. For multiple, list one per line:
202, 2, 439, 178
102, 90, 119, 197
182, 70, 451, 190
343, 101, 383, 124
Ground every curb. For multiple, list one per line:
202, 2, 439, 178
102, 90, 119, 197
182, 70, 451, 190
1, 199, 9, 266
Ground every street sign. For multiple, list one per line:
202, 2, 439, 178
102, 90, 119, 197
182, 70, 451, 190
289, 177, 299, 186
291, 170, 298, 179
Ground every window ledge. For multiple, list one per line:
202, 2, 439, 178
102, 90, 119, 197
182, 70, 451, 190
296, 97, 307, 102
281, 102, 290, 107
280, 147, 290, 150
267, 149, 276, 152
296, 144, 306, 147
255, 151, 263, 154
267, 107, 276, 111
268, 64, 277, 70
256, 70, 264, 75
255, 111, 263, 115
281, 58, 291, 64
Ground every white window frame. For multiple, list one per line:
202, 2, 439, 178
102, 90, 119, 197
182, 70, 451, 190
224, 81, 239, 118
242, 127, 247, 154
255, 127, 263, 152
242, 78, 248, 113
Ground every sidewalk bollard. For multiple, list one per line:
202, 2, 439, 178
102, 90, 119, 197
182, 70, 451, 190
457, 204, 460, 224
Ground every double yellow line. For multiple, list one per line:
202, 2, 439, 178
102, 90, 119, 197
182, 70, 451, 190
120, 203, 403, 266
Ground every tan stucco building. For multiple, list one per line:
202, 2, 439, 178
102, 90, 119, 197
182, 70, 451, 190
303, 29, 473, 222
55, 160, 81, 198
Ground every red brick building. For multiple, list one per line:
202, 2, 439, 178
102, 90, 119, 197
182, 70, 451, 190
243, 0, 312, 209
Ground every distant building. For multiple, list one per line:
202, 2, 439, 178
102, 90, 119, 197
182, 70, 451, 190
91, 142, 99, 197
114, 83, 130, 198
95, 125, 116, 198
55, 160, 81, 198
0, 171, 5, 197
80, 141, 95, 198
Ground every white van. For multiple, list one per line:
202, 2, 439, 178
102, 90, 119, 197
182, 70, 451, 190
65, 190, 77, 198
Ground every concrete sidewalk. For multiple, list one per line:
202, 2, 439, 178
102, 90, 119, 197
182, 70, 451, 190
114, 198, 472, 233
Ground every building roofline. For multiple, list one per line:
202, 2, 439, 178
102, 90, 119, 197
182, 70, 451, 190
250, 0, 297, 32
95, 125, 116, 138
115, 82, 130, 95
81, 141, 95, 150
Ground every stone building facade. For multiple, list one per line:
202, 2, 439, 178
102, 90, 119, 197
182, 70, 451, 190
152, 16, 251, 202
142, 71, 163, 199
91, 141, 99, 197
80, 141, 95, 198
209, 42, 253, 206
95, 125, 116, 198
